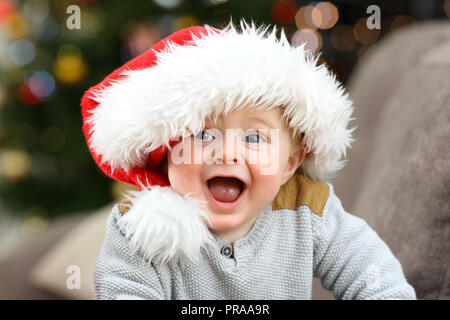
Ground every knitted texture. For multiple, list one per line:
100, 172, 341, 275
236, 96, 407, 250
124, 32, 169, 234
94, 183, 416, 300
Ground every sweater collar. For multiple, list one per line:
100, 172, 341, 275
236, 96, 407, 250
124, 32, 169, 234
210, 203, 273, 251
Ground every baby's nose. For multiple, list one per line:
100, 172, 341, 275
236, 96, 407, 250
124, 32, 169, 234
213, 136, 243, 164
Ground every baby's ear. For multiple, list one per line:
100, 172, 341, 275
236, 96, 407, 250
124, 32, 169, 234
281, 145, 308, 185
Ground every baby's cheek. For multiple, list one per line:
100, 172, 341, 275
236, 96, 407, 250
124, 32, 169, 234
167, 154, 202, 195
249, 144, 284, 175
246, 145, 285, 181
247, 164, 282, 202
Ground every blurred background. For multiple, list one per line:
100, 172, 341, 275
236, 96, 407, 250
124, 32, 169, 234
0, 0, 449, 299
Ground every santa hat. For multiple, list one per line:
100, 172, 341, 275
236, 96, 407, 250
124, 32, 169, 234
81, 19, 355, 266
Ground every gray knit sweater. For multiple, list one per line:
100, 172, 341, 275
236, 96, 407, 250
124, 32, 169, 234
94, 182, 416, 300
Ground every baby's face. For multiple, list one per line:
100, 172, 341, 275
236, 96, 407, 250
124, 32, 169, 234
167, 107, 305, 243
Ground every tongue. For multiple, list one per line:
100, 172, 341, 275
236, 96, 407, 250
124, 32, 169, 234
207, 177, 243, 203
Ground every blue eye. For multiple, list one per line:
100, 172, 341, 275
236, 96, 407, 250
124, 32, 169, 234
245, 133, 265, 144
194, 130, 214, 141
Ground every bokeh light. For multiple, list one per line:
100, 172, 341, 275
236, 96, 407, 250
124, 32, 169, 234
18, 82, 41, 105
353, 17, 380, 45
53, 45, 87, 85
0, 34, 16, 73
0, 0, 17, 21
295, 5, 315, 29
121, 22, 161, 61
390, 15, 417, 33
26, 71, 55, 100
8, 38, 35, 65
291, 28, 322, 53
0, 149, 31, 181
311, 1, 339, 30
272, 0, 298, 25
153, 0, 184, 10
172, 14, 200, 31
32, 16, 58, 41
22, 0, 49, 24
21, 205, 48, 234
80, 7, 107, 38
1, 12, 29, 39
331, 25, 356, 52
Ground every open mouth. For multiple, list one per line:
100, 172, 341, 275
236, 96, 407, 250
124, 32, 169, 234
206, 176, 246, 204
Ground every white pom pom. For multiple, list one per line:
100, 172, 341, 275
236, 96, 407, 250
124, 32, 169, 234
117, 186, 216, 267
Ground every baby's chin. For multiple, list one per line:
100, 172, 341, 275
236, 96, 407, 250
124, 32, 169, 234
204, 209, 242, 228
204, 207, 259, 236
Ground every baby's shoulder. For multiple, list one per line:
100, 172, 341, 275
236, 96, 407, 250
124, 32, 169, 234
117, 199, 132, 216
271, 173, 330, 217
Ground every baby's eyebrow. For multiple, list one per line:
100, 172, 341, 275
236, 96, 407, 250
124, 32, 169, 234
245, 116, 277, 129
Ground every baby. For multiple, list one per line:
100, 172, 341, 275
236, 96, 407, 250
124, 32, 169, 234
82, 20, 416, 299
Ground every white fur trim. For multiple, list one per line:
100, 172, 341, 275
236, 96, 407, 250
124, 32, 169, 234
87, 19, 355, 180
117, 186, 216, 266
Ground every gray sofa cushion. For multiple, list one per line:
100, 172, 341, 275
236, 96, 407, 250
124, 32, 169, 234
346, 22, 450, 299
332, 22, 450, 214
